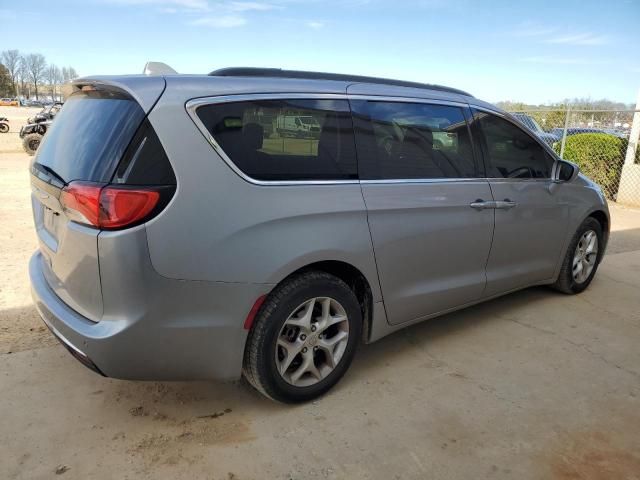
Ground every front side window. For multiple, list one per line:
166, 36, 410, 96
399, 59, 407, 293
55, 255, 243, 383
352, 101, 477, 180
474, 111, 553, 179
196, 99, 357, 181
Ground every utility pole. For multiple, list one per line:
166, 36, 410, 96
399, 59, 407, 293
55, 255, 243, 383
617, 88, 640, 206
624, 89, 640, 166
560, 105, 571, 158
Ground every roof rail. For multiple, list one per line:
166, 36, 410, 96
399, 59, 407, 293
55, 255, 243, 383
209, 67, 473, 97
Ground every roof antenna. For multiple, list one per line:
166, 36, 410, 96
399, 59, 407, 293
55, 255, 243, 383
143, 62, 178, 75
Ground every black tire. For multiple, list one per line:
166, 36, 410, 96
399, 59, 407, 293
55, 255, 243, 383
243, 271, 362, 403
0, 122, 8, 134
22, 133, 42, 156
551, 217, 603, 294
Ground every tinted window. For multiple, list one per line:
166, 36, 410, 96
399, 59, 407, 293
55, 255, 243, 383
113, 119, 176, 185
33, 89, 145, 183
196, 99, 357, 181
475, 111, 552, 179
352, 101, 476, 180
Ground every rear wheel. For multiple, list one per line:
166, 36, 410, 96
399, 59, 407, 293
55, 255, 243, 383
552, 217, 603, 294
243, 271, 362, 403
22, 133, 42, 156
0, 122, 8, 133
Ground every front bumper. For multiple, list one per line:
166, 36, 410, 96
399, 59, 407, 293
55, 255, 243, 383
30, 251, 272, 380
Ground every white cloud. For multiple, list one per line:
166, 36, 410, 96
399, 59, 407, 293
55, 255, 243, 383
229, 1, 278, 11
307, 21, 324, 29
190, 15, 247, 27
106, 0, 210, 9
512, 26, 557, 37
510, 23, 610, 46
519, 56, 599, 65
545, 33, 609, 46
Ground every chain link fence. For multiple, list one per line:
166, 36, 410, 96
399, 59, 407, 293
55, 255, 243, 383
506, 108, 640, 203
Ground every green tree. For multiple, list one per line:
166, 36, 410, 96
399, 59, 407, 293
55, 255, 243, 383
1, 49, 20, 95
0, 63, 14, 97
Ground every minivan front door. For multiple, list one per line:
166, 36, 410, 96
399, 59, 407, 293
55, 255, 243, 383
351, 100, 494, 325
471, 109, 569, 296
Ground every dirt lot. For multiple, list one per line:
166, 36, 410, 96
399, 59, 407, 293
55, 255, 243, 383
1, 151, 639, 479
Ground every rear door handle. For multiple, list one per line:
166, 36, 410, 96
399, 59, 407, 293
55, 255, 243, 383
470, 199, 517, 210
470, 200, 497, 210
495, 199, 517, 210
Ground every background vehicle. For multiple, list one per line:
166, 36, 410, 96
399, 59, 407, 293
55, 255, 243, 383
0, 97, 19, 106
602, 128, 628, 139
19, 102, 62, 154
29, 67, 609, 403
0, 117, 9, 133
512, 112, 560, 146
25, 99, 45, 108
276, 114, 321, 138
20, 119, 52, 155
27, 102, 63, 124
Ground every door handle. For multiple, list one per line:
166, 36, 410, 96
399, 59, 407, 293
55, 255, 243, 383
495, 199, 517, 210
469, 200, 497, 210
470, 199, 517, 210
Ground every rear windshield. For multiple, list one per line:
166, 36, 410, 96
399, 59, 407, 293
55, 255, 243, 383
34, 89, 145, 183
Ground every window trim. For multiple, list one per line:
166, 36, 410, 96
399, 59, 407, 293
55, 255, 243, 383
186, 93, 359, 186
186, 93, 557, 186
470, 105, 559, 182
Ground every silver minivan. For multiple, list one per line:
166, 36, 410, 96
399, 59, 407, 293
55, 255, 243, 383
29, 67, 609, 402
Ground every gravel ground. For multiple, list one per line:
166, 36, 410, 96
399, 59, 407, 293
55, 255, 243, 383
1, 151, 639, 479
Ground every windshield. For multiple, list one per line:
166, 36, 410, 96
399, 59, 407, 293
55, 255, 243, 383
33, 89, 145, 184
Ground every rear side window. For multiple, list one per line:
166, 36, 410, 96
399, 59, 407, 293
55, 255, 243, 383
352, 101, 477, 180
33, 89, 145, 183
195, 99, 357, 181
473, 110, 552, 179
113, 119, 176, 185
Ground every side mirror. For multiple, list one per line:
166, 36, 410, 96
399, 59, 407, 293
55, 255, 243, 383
553, 159, 579, 183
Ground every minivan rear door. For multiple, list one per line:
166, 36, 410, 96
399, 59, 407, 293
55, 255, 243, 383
351, 98, 494, 325
30, 81, 162, 321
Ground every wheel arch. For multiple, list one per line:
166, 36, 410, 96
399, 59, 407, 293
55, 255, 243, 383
587, 209, 610, 254
268, 260, 375, 344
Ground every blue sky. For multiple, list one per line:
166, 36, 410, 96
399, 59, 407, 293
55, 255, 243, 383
1, 0, 639, 104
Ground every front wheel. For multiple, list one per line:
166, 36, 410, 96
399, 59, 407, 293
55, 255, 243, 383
552, 217, 603, 294
0, 122, 8, 133
243, 271, 362, 403
22, 133, 43, 156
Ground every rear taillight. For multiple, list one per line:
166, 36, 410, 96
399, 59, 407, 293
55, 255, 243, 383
60, 181, 167, 230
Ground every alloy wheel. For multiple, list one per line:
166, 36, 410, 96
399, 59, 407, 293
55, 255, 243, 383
275, 297, 349, 387
573, 230, 598, 284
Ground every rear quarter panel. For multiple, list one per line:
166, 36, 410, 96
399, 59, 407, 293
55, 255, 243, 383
143, 80, 382, 302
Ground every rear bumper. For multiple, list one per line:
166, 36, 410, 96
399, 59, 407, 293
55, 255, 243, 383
30, 251, 272, 380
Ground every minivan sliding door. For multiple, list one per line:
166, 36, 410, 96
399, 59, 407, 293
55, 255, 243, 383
351, 99, 494, 325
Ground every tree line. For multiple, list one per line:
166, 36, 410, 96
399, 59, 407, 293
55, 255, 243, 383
0, 49, 78, 101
